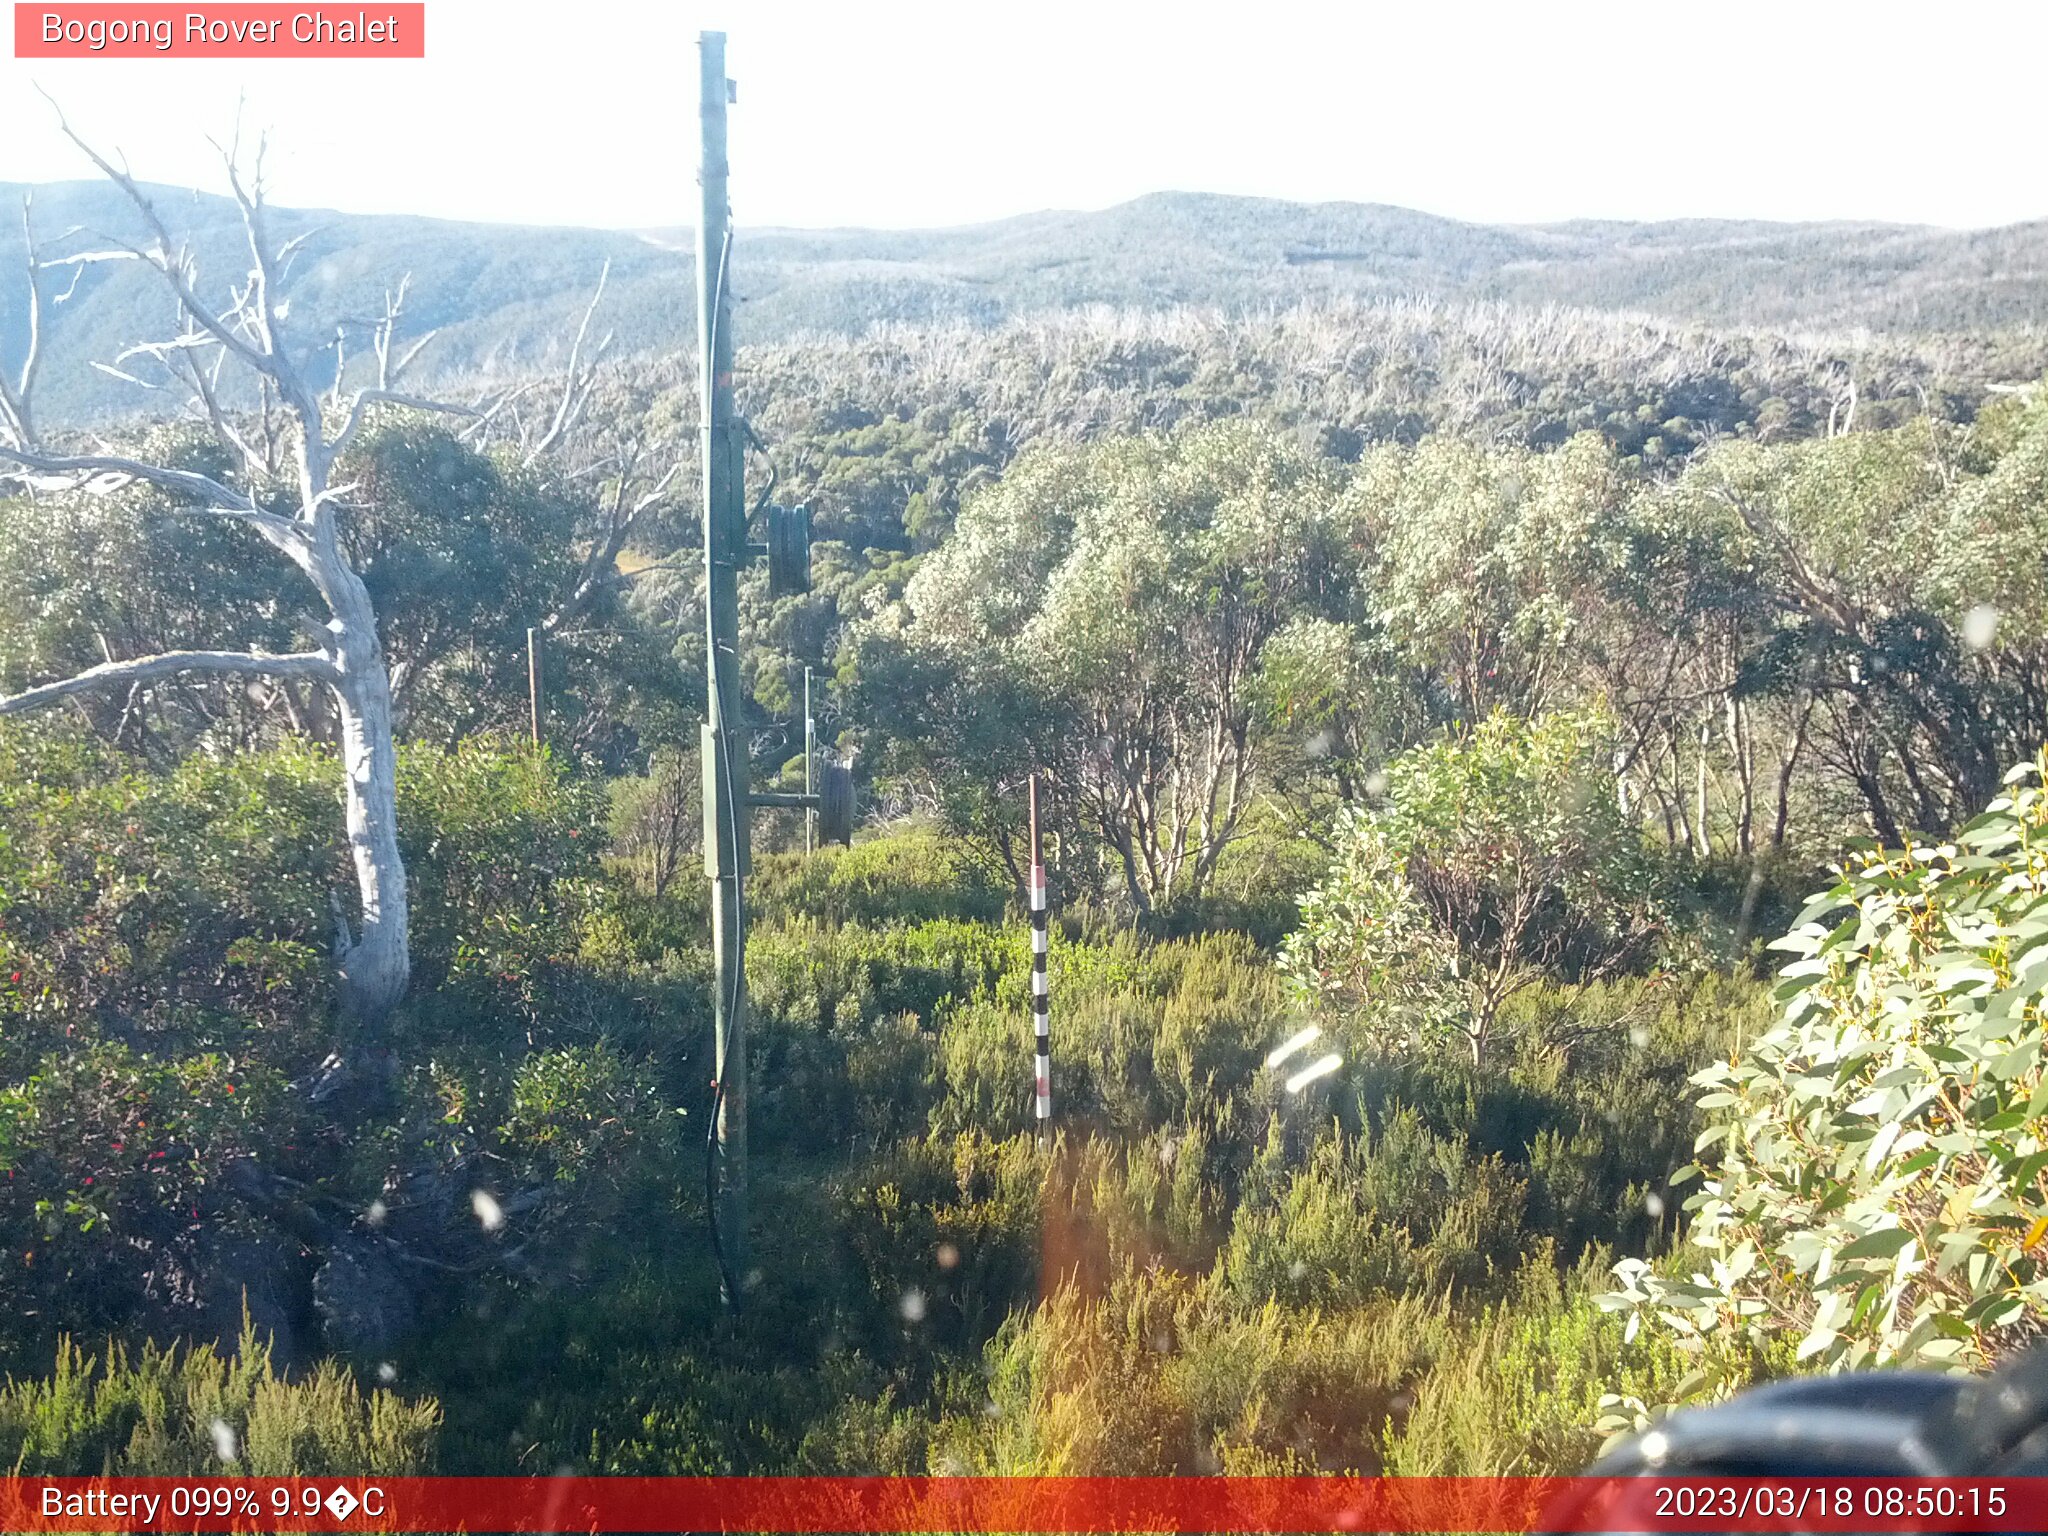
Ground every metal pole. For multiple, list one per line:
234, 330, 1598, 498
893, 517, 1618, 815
1029, 774, 1051, 1144
804, 665, 815, 856
526, 626, 542, 748
698, 29, 748, 1306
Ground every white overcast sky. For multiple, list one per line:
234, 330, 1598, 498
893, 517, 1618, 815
1, 0, 2043, 232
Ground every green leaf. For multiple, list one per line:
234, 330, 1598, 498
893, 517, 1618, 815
1992, 1042, 2042, 1082
1838, 1227, 1916, 1261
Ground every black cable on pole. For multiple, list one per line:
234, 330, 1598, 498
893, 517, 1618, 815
703, 224, 744, 1311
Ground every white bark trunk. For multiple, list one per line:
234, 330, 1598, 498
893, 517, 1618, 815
312, 546, 411, 1025
333, 634, 410, 1023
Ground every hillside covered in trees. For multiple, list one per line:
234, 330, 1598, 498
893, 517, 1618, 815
7, 179, 2048, 421
6, 143, 2048, 1487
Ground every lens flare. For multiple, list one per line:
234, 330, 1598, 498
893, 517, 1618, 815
1284, 1053, 1344, 1093
1264, 1025, 1322, 1070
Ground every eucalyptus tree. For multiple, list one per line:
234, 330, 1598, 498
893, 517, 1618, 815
1347, 432, 1621, 725
1571, 462, 1792, 907
0, 121, 473, 1032
1679, 413, 2048, 848
867, 420, 1347, 913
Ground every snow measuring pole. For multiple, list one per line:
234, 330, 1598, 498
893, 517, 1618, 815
697, 30, 853, 1310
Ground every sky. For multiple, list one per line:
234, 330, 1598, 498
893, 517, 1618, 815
1, 0, 2044, 233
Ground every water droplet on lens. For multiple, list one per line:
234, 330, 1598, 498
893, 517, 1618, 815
471, 1189, 505, 1231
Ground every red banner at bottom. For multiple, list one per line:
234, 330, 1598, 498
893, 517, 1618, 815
7, 1475, 2046, 1532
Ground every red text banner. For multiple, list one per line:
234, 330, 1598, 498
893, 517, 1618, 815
6, 1475, 2048, 1533
14, 5, 424, 57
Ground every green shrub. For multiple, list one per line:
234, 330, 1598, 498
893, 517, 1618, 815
1058, 1125, 1220, 1274
933, 996, 1034, 1140
933, 930, 1287, 1148
749, 916, 1016, 1034
0, 730, 342, 1065
1149, 936, 1286, 1134
501, 1043, 680, 1189
1222, 1112, 1528, 1305
837, 1132, 1043, 1359
1, 1324, 439, 1474
939, 1259, 1450, 1475
749, 824, 1008, 928
1283, 710, 1664, 1067
396, 738, 607, 1028
1383, 1256, 1697, 1474
0, 727, 663, 1351
0, 1041, 305, 1344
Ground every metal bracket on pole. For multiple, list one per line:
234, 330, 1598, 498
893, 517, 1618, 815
747, 762, 853, 846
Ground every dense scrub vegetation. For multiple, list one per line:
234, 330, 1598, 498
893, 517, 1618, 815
0, 718, 1753, 1473
6, 242, 2048, 1476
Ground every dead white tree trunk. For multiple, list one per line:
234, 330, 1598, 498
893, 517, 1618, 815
0, 113, 475, 1029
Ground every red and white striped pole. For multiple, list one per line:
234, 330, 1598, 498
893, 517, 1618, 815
1028, 772, 1052, 1142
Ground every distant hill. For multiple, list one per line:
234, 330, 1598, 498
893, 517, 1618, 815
3, 182, 2045, 421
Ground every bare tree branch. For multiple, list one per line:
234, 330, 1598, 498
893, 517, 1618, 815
1714, 484, 1863, 636
457, 382, 536, 444
35, 246, 143, 271
543, 451, 682, 632
0, 647, 339, 716
40, 93, 276, 382
525, 261, 612, 462
0, 197, 47, 449
88, 359, 159, 390
214, 130, 334, 464
329, 388, 479, 463
176, 344, 272, 479
372, 274, 410, 387
0, 444, 303, 545
327, 323, 348, 409
389, 328, 439, 382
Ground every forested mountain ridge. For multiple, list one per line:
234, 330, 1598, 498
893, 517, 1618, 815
5, 179, 2047, 421
721, 193, 2048, 336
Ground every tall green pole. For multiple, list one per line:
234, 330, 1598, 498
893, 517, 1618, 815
697, 28, 748, 1305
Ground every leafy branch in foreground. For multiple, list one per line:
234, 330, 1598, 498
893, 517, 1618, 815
1607, 750, 2048, 1372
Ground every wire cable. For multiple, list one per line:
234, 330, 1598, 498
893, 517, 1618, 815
702, 223, 745, 1311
